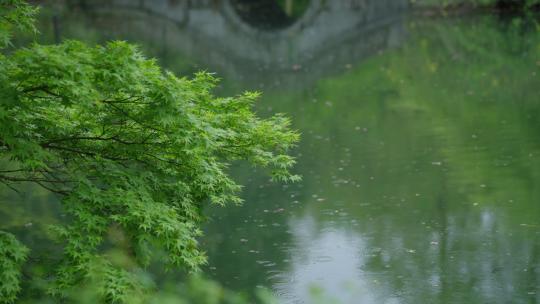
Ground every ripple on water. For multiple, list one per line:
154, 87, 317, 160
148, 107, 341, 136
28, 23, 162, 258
314, 255, 334, 263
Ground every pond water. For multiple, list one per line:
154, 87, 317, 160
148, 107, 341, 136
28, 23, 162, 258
9, 1, 540, 303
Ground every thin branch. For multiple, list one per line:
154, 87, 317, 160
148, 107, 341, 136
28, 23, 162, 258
0, 168, 28, 173
104, 102, 166, 134
0, 179, 22, 195
41, 143, 130, 162
0, 174, 74, 183
21, 85, 62, 98
34, 180, 69, 196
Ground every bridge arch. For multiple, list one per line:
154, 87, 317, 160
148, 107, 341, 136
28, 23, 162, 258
221, 0, 324, 36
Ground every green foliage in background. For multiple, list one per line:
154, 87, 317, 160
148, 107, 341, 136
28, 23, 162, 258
0, 0, 37, 47
410, 0, 540, 9
0, 1, 298, 302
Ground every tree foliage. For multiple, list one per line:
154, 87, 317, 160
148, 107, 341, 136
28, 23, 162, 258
0, 1, 299, 302
0, 231, 28, 303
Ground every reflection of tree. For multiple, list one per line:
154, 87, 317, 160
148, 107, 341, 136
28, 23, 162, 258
436, 191, 449, 303
202, 165, 298, 297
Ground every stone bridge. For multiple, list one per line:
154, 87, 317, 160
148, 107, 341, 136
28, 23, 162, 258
66, 0, 409, 89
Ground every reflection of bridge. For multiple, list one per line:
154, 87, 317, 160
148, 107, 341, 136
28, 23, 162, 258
71, 0, 408, 89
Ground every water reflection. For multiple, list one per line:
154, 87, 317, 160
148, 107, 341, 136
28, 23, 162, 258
276, 214, 379, 303
14, 1, 540, 303
202, 14, 540, 303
